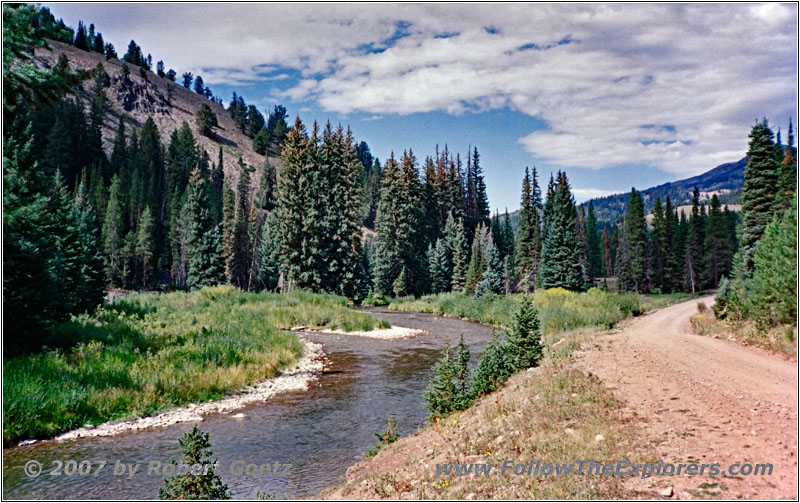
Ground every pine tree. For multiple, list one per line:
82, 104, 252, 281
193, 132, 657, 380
185, 168, 226, 290
427, 239, 452, 294
601, 225, 612, 278
777, 119, 797, 211
196, 103, 218, 137
230, 158, 253, 288
474, 244, 504, 297
661, 198, 681, 292
71, 181, 105, 312
158, 426, 231, 500
373, 151, 425, 296
444, 212, 468, 292
704, 194, 733, 288
504, 296, 543, 370
585, 201, 602, 282
624, 188, 649, 292
685, 186, 705, 292
135, 205, 155, 288
516, 167, 542, 291
615, 216, 635, 291
539, 171, 583, 291
453, 334, 472, 409
741, 119, 779, 272
102, 175, 125, 285
650, 198, 666, 291
470, 331, 512, 397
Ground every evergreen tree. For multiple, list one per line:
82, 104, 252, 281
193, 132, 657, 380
453, 334, 472, 409
777, 119, 797, 211
585, 201, 602, 282
474, 244, 504, 298
504, 296, 543, 370
102, 175, 125, 285
515, 167, 542, 291
741, 119, 779, 272
73, 21, 88, 50
182, 72, 193, 88
135, 205, 155, 288
230, 158, 253, 288
539, 171, 583, 291
444, 212, 469, 292
601, 225, 612, 278
71, 181, 105, 311
747, 200, 797, 325
194, 75, 205, 95
195, 103, 218, 137
704, 194, 733, 288
427, 239, 452, 294
685, 186, 705, 292
158, 426, 231, 500
423, 343, 458, 419
185, 168, 226, 290
471, 331, 512, 397
624, 188, 649, 292
662, 198, 681, 292
373, 151, 425, 296
615, 216, 634, 291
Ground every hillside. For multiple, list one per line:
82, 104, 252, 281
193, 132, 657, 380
33, 40, 277, 193
585, 158, 746, 223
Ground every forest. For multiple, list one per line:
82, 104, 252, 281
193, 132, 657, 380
3, 3, 797, 360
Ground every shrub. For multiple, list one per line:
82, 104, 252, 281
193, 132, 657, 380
423, 343, 458, 419
364, 416, 399, 458
158, 425, 231, 500
470, 331, 512, 398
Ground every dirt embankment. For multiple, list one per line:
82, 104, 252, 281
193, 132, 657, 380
320, 297, 797, 500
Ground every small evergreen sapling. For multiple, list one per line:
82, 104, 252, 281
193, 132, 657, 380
470, 331, 512, 397
504, 296, 544, 370
158, 425, 231, 500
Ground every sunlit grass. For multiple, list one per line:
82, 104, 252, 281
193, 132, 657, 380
388, 288, 646, 334
3, 286, 385, 444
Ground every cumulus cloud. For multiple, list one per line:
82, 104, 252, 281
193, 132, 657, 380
49, 3, 797, 176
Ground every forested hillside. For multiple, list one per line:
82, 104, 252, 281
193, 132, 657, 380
3, 4, 796, 360
586, 157, 747, 223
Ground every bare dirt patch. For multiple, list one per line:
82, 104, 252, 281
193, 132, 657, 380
575, 296, 797, 500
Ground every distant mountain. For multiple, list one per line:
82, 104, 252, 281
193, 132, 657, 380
585, 158, 746, 223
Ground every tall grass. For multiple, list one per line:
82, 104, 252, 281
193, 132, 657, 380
389, 288, 647, 334
3, 286, 384, 444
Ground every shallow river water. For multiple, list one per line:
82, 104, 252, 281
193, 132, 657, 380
2, 309, 493, 499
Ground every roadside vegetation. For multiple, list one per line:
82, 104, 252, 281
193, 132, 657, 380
323, 300, 651, 499
388, 288, 689, 333
3, 286, 384, 444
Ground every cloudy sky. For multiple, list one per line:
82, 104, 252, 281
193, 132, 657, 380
46, 3, 797, 211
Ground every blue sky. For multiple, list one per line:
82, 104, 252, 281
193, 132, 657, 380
45, 3, 797, 212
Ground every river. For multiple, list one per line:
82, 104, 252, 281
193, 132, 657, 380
2, 309, 493, 500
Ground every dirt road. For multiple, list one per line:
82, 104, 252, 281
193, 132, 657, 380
576, 296, 797, 500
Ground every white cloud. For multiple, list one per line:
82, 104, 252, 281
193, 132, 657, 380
48, 3, 797, 176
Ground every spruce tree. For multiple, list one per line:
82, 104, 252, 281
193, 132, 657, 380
102, 175, 125, 285
741, 119, 779, 272
230, 158, 253, 289
427, 239, 452, 294
185, 168, 226, 290
158, 426, 231, 500
444, 212, 468, 292
704, 194, 733, 288
471, 331, 511, 397
686, 186, 706, 292
135, 205, 155, 288
662, 198, 681, 292
504, 296, 543, 370
585, 201, 602, 282
72, 181, 106, 312
777, 119, 797, 212
624, 189, 649, 292
515, 167, 539, 291
539, 171, 583, 291
474, 244, 504, 298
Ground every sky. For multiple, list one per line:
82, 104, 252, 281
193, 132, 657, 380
45, 3, 798, 211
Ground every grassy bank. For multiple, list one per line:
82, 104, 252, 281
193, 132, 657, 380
388, 288, 689, 334
3, 286, 384, 444
322, 327, 652, 499
690, 304, 797, 357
